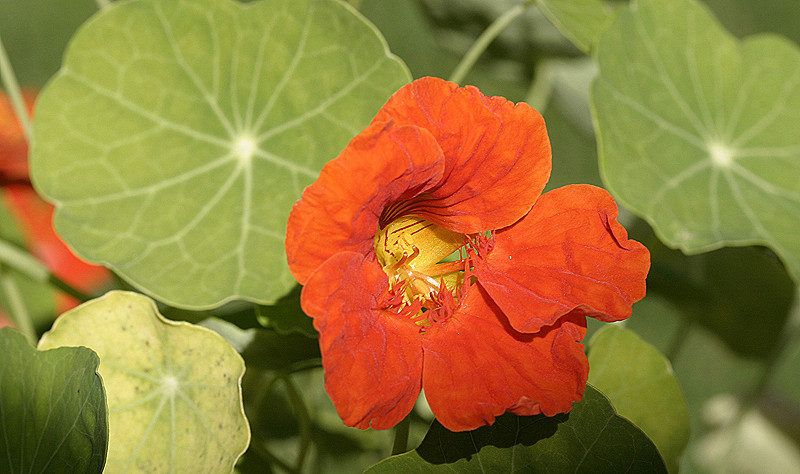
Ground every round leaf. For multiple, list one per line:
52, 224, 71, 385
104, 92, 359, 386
592, 0, 800, 283
366, 386, 666, 473
588, 325, 690, 473
30, 0, 411, 308
537, 0, 612, 53
37, 291, 249, 473
255, 285, 317, 338
0, 328, 107, 474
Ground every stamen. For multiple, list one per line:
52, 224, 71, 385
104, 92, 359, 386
375, 214, 490, 329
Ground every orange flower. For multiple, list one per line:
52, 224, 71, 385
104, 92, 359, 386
1, 90, 110, 318
0, 90, 33, 186
286, 77, 649, 432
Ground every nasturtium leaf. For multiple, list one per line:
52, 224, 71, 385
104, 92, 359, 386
588, 325, 690, 473
592, 0, 800, 283
365, 386, 666, 473
30, 0, 411, 309
0, 327, 107, 474
37, 291, 249, 473
640, 215, 795, 358
537, 0, 613, 53
255, 285, 316, 337
199, 316, 320, 372
0, 199, 57, 329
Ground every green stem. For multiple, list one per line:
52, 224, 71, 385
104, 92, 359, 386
249, 441, 302, 474
448, 0, 535, 85
390, 414, 411, 455
0, 30, 31, 142
746, 291, 800, 405
281, 373, 312, 473
664, 313, 692, 364
524, 59, 556, 113
0, 263, 37, 343
288, 358, 322, 374
0, 237, 92, 303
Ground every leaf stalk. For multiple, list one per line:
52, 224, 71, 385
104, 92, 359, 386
448, 0, 536, 85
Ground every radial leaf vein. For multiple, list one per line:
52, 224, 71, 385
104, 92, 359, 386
62, 155, 232, 206
730, 163, 800, 203
65, 71, 232, 149
153, 1, 236, 138
256, 58, 388, 143
122, 394, 169, 473
602, 82, 706, 149
634, 13, 711, 140
731, 67, 800, 148
647, 160, 712, 214
251, 3, 314, 132
684, 14, 719, 137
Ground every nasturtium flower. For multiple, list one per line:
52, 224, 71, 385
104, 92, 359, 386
286, 77, 650, 432
0, 90, 34, 186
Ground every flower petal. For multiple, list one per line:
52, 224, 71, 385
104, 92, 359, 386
477, 184, 650, 333
301, 251, 423, 430
286, 120, 445, 284
373, 77, 551, 233
3, 186, 110, 294
421, 285, 588, 432
0, 90, 34, 185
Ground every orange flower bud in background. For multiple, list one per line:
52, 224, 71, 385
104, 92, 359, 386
1, 90, 111, 326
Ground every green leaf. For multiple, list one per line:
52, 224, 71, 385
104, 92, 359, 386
640, 216, 795, 358
0, 327, 107, 473
365, 386, 666, 473
0, 196, 57, 331
30, 0, 411, 309
255, 285, 316, 338
198, 316, 320, 372
37, 291, 249, 473
592, 0, 800, 283
537, 0, 613, 53
588, 325, 690, 473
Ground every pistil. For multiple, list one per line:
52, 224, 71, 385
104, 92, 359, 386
374, 215, 467, 320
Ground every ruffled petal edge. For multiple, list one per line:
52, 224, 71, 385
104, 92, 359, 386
420, 285, 588, 432
301, 251, 424, 430
477, 184, 650, 334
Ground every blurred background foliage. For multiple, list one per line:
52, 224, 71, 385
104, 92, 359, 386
2, 0, 799, 472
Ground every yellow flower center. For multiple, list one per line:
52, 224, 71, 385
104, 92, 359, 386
373, 216, 466, 314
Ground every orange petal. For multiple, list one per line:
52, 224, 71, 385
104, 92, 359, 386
0, 90, 34, 185
3, 186, 110, 293
302, 251, 424, 430
477, 184, 650, 333
373, 77, 551, 233
286, 120, 445, 284
421, 285, 588, 432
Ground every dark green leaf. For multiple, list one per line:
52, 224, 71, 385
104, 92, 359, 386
256, 285, 317, 338
199, 315, 320, 372
588, 325, 690, 472
38, 291, 249, 473
366, 386, 666, 473
635, 220, 795, 358
0, 327, 107, 474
